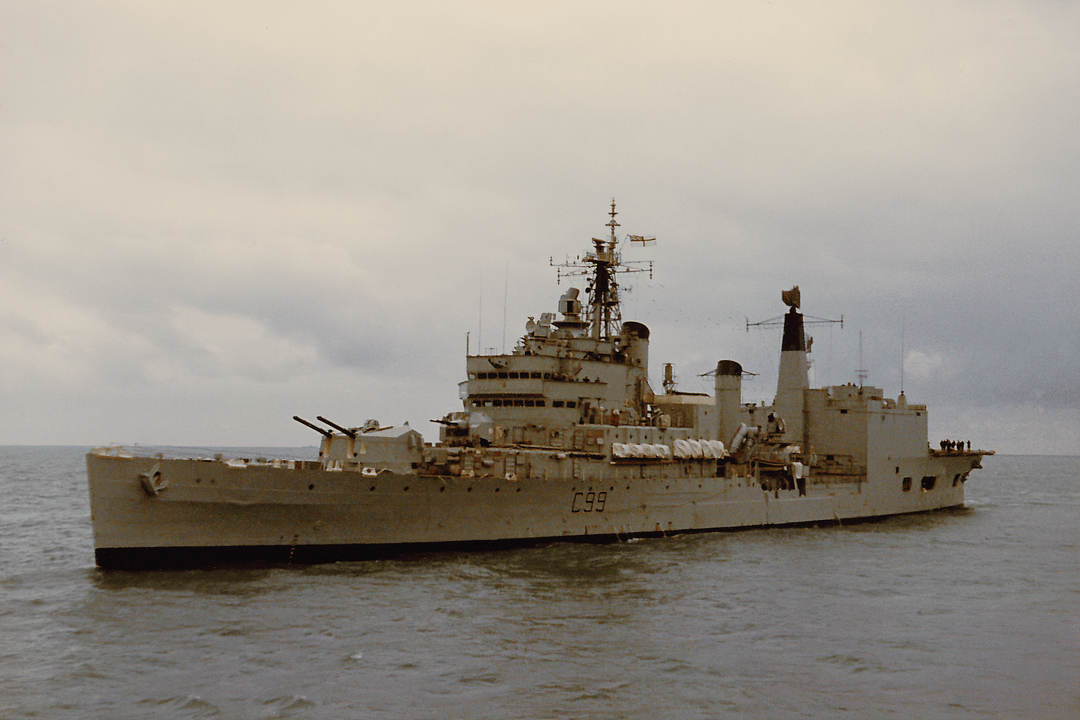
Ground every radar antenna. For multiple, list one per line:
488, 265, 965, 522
747, 306, 843, 333
550, 200, 655, 341
747, 289, 843, 359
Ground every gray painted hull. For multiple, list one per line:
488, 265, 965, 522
87, 449, 979, 569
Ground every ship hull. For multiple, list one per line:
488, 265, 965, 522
87, 450, 979, 570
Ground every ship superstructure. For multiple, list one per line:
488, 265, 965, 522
86, 204, 992, 569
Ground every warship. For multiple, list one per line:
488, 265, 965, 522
86, 203, 992, 569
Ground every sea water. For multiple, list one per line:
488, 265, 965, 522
1, 447, 1076, 719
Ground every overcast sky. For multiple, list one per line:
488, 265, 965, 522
2, 1, 1077, 454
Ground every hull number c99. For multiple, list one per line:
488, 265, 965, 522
571, 491, 606, 513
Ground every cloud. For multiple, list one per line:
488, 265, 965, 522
1, 0, 1077, 451
904, 350, 946, 383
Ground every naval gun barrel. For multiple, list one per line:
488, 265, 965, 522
316, 415, 358, 438
431, 414, 468, 429
293, 415, 332, 438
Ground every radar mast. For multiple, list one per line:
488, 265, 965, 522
551, 200, 654, 341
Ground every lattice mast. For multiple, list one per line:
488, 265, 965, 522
552, 200, 654, 341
